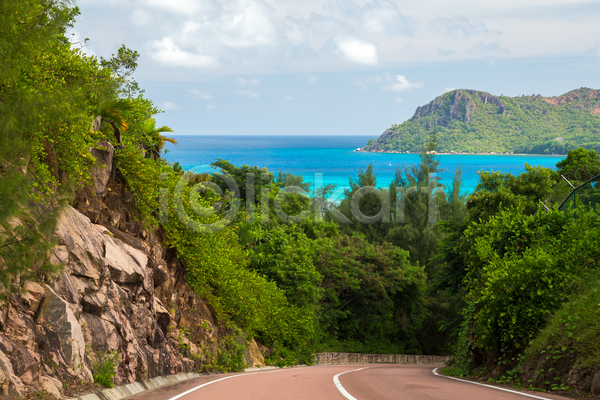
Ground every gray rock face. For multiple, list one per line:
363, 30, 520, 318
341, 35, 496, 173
90, 140, 115, 197
0, 205, 228, 397
0, 349, 26, 397
56, 207, 106, 285
20, 282, 46, 315
38, 286, 93, 383
38, 375, 62, 399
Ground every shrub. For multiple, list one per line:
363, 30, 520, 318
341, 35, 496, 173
92, 350, 120, 388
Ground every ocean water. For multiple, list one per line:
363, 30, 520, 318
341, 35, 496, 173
163, 135, 566, 195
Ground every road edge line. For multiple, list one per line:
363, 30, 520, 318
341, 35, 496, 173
333, 367, 372, 400
432, 368, 554, 400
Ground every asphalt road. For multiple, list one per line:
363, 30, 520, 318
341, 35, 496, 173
130, 364, 574, 400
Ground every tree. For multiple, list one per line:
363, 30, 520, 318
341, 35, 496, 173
315, 234, 426, 354
465, 164, 558, 222
140, 118, 176, 160
92, 98, 133, 148
336, 164, 391, 243
556, 147, 600, 182
0, 0, 106, 295
100, 44, 143, 98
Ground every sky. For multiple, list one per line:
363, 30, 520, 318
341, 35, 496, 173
72, 0, 600, 136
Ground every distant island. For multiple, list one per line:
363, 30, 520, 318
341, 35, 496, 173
359, 88, 600, 155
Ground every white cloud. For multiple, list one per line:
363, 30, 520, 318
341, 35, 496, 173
219, 0, 278, 49
75, 0, 600, 75
161, 101, 179, 110
131, 8, 153, 27
284, 95, 294, 101
361, 0, 411, 35
308, 75, 320, 83
143, 0, 205, 16
238, 90, 260, 98
320, 0, 412, 36
206, 105, 215, 110
335, 38, 379, 65
437, 48, 456, 56
151, 37, 218, 68
141, 0, 411, 72
189, 88, 213, 100
176, 0, 278, 49
393, 97, 404, 103
356, 72, 424, 93
235, 78, 260, 86
383, 74, 424, 92
470, 42, 507, 53
431, 16, 489, 39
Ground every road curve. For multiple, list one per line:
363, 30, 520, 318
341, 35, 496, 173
128, 364, 573, 400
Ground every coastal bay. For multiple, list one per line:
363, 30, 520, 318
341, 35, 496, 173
164, 135, 565, 194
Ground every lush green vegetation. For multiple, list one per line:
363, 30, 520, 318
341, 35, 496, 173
1, 0, 110, 295
92, 350, 121, 388
0, 0, 439, 367
364, 88, 600, 154
439, 148, 600, 394
205, 159, 432, 359
4, 1, 600, 389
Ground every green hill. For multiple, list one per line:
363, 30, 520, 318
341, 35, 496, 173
362, 88, 600, 154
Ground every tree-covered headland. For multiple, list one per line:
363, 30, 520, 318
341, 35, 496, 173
363, 88, 600, 155
2, 1, 600, 394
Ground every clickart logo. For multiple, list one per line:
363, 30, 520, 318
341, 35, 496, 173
159, 170, 445, 234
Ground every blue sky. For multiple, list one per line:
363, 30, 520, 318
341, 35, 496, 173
72, 0, 600, 136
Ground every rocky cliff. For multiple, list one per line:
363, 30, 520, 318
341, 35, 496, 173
0, 143, 263, 399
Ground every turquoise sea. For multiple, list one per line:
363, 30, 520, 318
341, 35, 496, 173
163, 135, 566, 195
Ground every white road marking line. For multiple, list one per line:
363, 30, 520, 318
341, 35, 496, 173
333, 367, 372, 400
166, 367, 310, 400
432, 368, 555, 400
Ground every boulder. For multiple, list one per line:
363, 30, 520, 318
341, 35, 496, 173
52, 270, 82, 306
90, 140, 114, 197
11, 345, 42, 385
20, 281, 46, 315
39, 375, 62, 399
80, 312, 120, 352
81, 292, 107, 316
152, 262, 168, 288
49, 245, 69, 267
153, 299, 171, 337
0, 349, 25, 397
4, 302, 35, 348
38, 286, 93, 383
246, 339, 265, 367
130, 304, 154, 343
103, 235, 148, 285
35, 324, 69, 371
56, 207, 106, 284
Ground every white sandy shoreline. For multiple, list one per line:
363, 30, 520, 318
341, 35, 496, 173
354, 149, 567, 156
